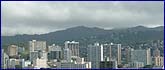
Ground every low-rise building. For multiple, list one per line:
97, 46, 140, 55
131, 61, 144, 68
34, 57, 48, 68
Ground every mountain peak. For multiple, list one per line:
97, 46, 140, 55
67, 26, 89, 30
134, 25, 147, 29
66, 26, 104, 31
152, 26, 164, 31
2, 25, 163, 46
73, 26, 87, 28
154, 26, 164, 29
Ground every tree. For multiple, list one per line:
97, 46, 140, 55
118, 64, 123, 68
143, 65, 153, 68
15, 65, 22, 68
20, 52, 29, 60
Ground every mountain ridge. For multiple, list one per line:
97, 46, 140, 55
2, 25, 164, 46
2, 25, 163, 36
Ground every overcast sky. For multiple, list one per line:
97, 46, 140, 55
2, 1, 164, 36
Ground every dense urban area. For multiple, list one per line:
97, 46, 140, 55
1, 39, 164, 69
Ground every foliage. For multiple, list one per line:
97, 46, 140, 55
143, 65, 153, 68
15, 65, 22, 68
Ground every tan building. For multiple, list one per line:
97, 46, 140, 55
15, 59, 20, 65
34, 57, 48, 68
146, 48, 151, 65
154, 56, 164, 67
8, 45, 18, 57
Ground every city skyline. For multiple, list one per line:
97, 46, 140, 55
2, 40, 164, 69
2, 1, 164, 36
1, 1, 164, 69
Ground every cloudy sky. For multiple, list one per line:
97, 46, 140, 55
2, 1, 164, 36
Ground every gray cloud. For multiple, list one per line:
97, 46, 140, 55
2, 1, 164, 36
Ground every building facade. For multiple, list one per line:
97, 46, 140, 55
109, 43, 121, 65
63, 48, 72, 62
29, 40, 47, 64
8, 45, 18, 57
57, 57, 91, 68
65, 41, 79, 57
48, 44, 62, 61
30, 51, 38, 63
153, 56, 164, 67
131, 48, 151, 66
29, 40, 46, 52
2, 49, 9, 68
34, 58, 48, 68
131, 61, 144, 68
87, 43, 103, 68
100, 59, 118, 68
125, 47, 131, 64
153, 48, 160, 57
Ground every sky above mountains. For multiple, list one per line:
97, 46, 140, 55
2, 1, 164, 36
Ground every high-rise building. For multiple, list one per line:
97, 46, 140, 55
20, 59, 25, 68
125, 47, 131, 64
131, 48, 151, 66
102, 43, 122, 65
110, 60, 118, 68
2, 49, 9, 68
29, 40, 46, 52
38, 51, 47, 60
29, 40, 47, 64
72, 56, 81, 63
63, 48, 72, 62
48, 51, 62, 61
102, 44, 111, 61
100, 59, 118, 68
65, 41, 79, 57
109, 43, 121, 65
146, 48, 151, 65
153, 56, 164, 67
48, 44, 61, 52
48, 44, 62, 61
153, 48, 160, 57
30, 51, 38, 63
8, 45, 18, 57
30, 51, 47, 65
87, 43, 103, 68
8, 59, 17, 68
1, 49, 4, 68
